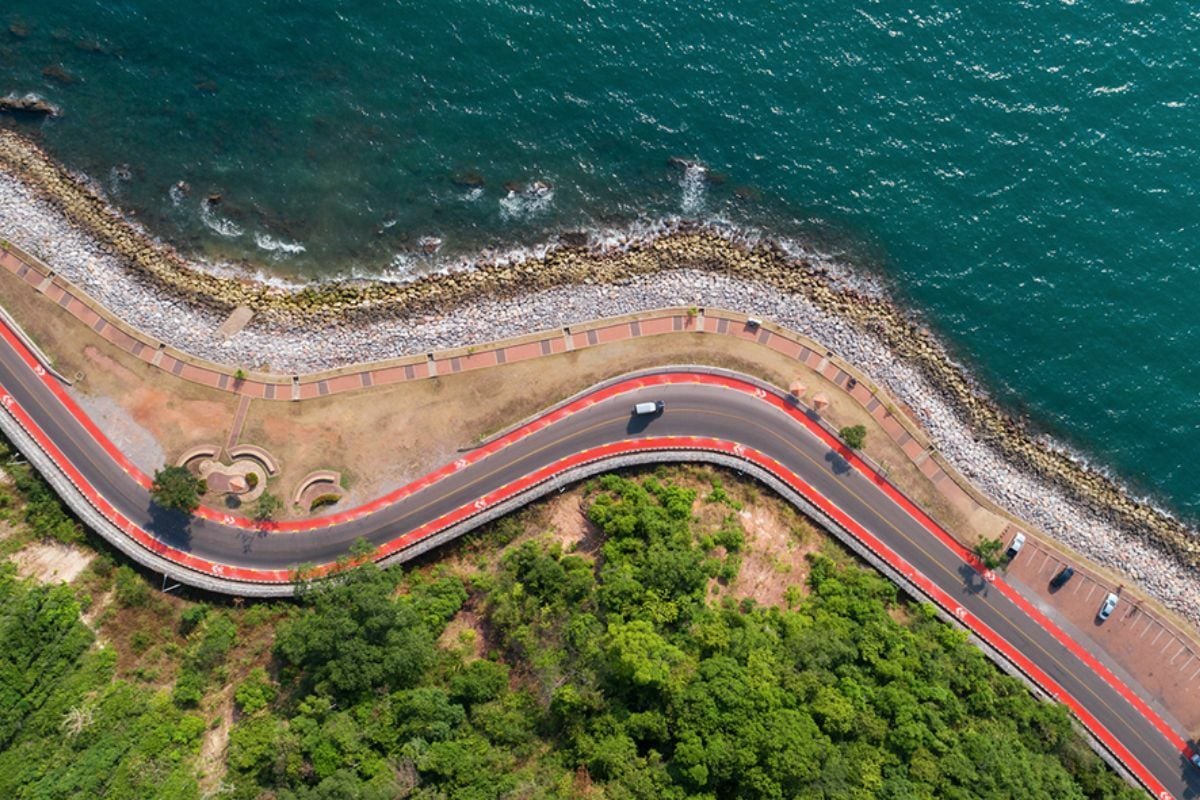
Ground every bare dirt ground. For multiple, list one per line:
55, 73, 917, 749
11, 540, 93, 583
724, 504, 821, 608
197, 698, 234, 797
0, 259, 987, 541
7, 263, 1200, 735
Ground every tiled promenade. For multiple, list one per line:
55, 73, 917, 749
5, 240, 1200, 731
0, 241, 969, 504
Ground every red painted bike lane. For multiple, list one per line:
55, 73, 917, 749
0, 319, 1186, 797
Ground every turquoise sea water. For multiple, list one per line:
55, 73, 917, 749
2, 2, 1200, 521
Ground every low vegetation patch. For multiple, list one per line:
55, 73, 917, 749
0, 449, 1140, 799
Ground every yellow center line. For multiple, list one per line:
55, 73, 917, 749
675, 403, 1179, 777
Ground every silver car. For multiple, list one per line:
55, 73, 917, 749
1097, 593, 1119, 621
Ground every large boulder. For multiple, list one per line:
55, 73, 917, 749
0, 93, 61, 116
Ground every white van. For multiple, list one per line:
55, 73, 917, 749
1004, 531, 1026, 560
632, 401, 665, 416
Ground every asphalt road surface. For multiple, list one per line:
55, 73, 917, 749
0, 338, 1194, 798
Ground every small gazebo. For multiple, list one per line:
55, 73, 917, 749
788, 380, 807, 399
811, 393, 830, 413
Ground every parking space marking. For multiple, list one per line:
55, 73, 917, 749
1191, 663, 1200, 680
1073, 577, 1084, 595
1151, 627, 1166, 647
1169, 645, 1187, 665
1085, 583, 1098, 603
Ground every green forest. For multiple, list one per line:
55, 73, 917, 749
0, 455, 1140, 799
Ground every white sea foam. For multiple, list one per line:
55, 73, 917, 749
254, 232, 306, 256
168, 183, 186, 207
198, 201, 243, 238
680, 162, 708, 215
499, 181, 554, 220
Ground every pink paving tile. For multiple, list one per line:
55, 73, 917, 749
639, 317, 676, 336
571, 333, 590, 349
548, 337, 567, 354
769, 336, 803, 359
297, 383, 322, 400
460, 351, 499, 370
21, 267, 43, 287
902, 438, 926, 460
732, 324, 759, 341
919, 457, 942, 478
879, 414, 906, 440
804, 350, 824, 368
69, 301, 102, 328
820, 361, 840, 381
101, 325, 137, 352
179, 363, 220, 387
369, 365, 409, 386
596, 325, 631, 344
502, 341, 544, 363
325, 374, 364, 394
43, 283, 66, 303
850, 383, 874, 405
0, 251, 22, 273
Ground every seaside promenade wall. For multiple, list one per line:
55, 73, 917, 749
7, 232, 1200, 691
0, 125, 1195, 580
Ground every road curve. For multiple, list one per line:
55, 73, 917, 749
0, 320, 1195, 798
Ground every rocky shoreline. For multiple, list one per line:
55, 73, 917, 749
1, 128, 1198, 626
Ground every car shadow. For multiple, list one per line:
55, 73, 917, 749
625, 414, 657, 435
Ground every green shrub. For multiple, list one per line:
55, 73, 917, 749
254, 492, 283, 521
839, 424, 868, 449
172, 669, 204, 708
234, 667, 276, 715
179, 604, 209, 636
245, 472, 259, 489
309, 493, 341, 511
114, 565, 150, 607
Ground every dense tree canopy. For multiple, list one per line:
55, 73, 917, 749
0, 460, 1141, 800
220, 473, 1140, 800
150, 465, 205, 514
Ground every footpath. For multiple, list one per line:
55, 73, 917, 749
3, 239, 1200, 744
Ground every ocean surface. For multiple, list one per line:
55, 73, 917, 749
2, 2, 1199, 522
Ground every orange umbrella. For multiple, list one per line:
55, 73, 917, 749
789, 380, 806, 398
812, 393, 830, 412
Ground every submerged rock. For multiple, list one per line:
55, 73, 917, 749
451, 170, 485, 189
41, 64, 75, 85
0, 93, 60, 116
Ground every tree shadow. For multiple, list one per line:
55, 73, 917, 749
958, 562, 990, 596
824, 448, 851, 476
144, 502, 193, 551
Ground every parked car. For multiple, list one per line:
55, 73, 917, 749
1004, 532, 1026, 560
1097, 592, 1119, 621
632, 400, 665, 416
1190, 752, 1200, 770
1049, 565, 1075, 589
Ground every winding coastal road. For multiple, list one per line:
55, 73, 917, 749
0, 320, 1195, 798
